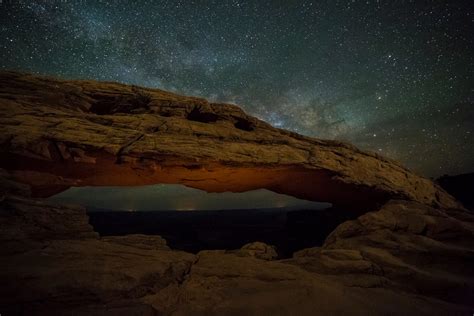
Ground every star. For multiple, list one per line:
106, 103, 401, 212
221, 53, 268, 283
0, 0, 472, 177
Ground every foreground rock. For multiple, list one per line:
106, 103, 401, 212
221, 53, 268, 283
0, 71, 459, 210
286, 200, 474, 306
169, 247, 469, 315
0, 195, 98, 255
0, 193, 196, 315
236, 241, 278, 260
1, 182, 474, 314
102, 234, 170, 251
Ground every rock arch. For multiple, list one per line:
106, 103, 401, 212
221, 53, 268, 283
0, 72, 459, 211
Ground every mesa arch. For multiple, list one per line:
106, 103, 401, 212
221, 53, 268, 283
0, 71, 459, 211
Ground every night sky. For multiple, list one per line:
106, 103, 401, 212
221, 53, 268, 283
1, 0, 473, 177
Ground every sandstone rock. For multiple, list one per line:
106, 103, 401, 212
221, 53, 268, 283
1, 203, 470, 316
102, 234, 170, 251
160, 248, 469, 315
0, 189, 196, 315
236, 241, 278, 260
0, 194, 98, 254
0, 71, 460, 211
1, 72, 473, 315
286, 200, 474, 306
0, 238, 196, 315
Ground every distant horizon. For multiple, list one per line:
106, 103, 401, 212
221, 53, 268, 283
86, 205, 331, 213
50, 184, 331, 211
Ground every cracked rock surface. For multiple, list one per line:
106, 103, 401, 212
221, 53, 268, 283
1, 192, 472, 315
1, 72, 473, 315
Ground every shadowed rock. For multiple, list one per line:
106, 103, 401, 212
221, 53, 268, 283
286, 200, 474, 306
236, 241, 278, 260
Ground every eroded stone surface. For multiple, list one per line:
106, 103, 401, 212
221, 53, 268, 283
286, 200, 474, 306
1, 72, 473, 315
0, 71, 460, 210
166, 249, 469, 316
236, 241, 278, 260
102, 234, 170, 251
1, 179, 473, 314
0, 192, 196, 315
0, 194, 98, 255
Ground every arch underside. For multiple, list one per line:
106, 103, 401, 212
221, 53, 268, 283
0, 71, 459, 211
2, 151, 392, 211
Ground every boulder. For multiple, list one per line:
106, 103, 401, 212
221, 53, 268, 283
286, 200, 474, 306
102, 234, 170, 251
236, 241, 278, 260
0, 189, 196, 315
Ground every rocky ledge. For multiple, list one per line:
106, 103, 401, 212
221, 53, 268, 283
1, 72, 473, 315
1, 186, 473, 315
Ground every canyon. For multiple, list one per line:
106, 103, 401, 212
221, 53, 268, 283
1, 72, 473, 315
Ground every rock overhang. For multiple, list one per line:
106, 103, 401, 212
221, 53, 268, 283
1, 71, 474, 314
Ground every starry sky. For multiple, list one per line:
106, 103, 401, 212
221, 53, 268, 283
1, 0, 473, 177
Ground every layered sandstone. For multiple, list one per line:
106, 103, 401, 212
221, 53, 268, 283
1, 72, 473, 315
0, 71, 459, 210
1, 190, 473, 315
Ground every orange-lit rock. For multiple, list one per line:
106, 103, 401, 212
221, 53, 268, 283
0, 71, 459, 210
0, 72, 473, 314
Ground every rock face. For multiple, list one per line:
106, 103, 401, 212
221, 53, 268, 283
237, 241, 279, 260
0, 71, 459, 210
1, 194, 98, 255
437, 172, 474, 210
1, 191, 472, 315
0, 192, 197, 315
1, 72, 474, 315
287, 200, 474, 306
102, 234, 170, 251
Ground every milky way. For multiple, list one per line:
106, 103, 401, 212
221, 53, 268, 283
1, 0, 473, 176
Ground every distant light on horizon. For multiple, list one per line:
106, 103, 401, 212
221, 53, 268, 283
176, 207, 197, 211
49, 184, 331, 211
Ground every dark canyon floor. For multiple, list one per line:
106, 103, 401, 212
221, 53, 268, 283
1, 72, 473, 315
88, 207, 359, 258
